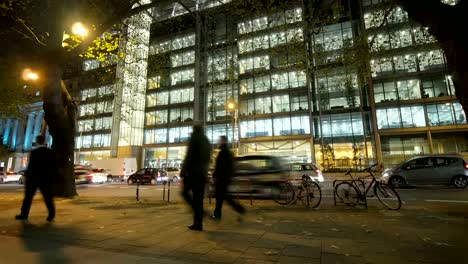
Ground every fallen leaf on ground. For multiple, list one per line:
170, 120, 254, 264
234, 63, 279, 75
98, 226, 104, 229
331, 245, 340, 249
365, 229, 373, 233
422, 237, 432, 242
434, 242, 450, 247
264, 250, 279, 256
331, 228, 340, 232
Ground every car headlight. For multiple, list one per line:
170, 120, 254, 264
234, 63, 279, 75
382, 172, 390, 177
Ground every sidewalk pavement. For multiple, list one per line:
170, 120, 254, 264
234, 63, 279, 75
0, 192, 467, 264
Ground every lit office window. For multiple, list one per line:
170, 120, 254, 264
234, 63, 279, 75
370, 57, 393, 77
291, 94, 309, 111
364, 7, 408, 29
422, 75, 453, 98
418, 50, 445, 71
83, 59, 100, 71
317, 72, 360, 110
320, 113, 364, 137
144, 128, 168, 144
170, 69, 195, 85
206, 84, 237, 122
427, 102, 466, 126
291, 116, 310, 134
413, 27, 436, 45
171, 50, 195, 67
170, 87, 194, 104
148, 76, 161, 90
146, 91, 169, 107
313, 22, 353, 52
239, 55, 269, 74
146, 110, 168, 125
376, 106, 425, 129
393, 54, 417, 73
273, 117, 291, 136
80, 88, 97, 101
168, 126, 191, 143
272, 95, 290, 113
207, 48, 237, 82
169, 107, 193, 123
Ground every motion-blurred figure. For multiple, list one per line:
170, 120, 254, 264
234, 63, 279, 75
16, 135, 56, 222
181, 124, 211, 231
211, 136, 245, 221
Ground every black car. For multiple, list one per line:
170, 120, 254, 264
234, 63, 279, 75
127, 168, 168, 185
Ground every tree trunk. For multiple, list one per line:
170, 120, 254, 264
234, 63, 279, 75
41, 0, 77, 198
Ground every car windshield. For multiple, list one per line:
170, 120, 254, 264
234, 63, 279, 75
92, 168, 105, 173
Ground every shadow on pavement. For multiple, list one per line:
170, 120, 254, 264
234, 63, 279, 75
20, 221, 80, 264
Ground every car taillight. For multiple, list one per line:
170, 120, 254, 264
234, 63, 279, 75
157, 171, 160, 177
464, 163, 468, 169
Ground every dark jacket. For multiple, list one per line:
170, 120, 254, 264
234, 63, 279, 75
181, 131, 211, 184
213, 144, 234, 186
26, 146, 56, 185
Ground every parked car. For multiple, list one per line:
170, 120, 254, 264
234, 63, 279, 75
225, 155, 289, 198
0, 171, 22, 184
165, 167, 181, 183
288, 163, 324, 183
380, 155, 468, 188
127, 168, 168, 185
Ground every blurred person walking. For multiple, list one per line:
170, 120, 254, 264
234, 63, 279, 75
181, 124, 211, 231
15, 135, 56, 222
211, 136, 245, 221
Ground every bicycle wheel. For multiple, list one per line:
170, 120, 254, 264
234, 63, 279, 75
273, 182, 295, 205
374, 183, 401, 210
335, 182, 359, 205
305, 181, 322, 208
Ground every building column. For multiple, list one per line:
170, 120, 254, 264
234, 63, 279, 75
10, 120, 19, 151
427, 130, 434, 154
23, 113, 35, 151
2, 119, 12, 145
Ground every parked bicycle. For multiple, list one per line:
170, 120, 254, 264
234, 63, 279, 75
272, 175, 321, 207
286, 175, 322, 208
333, 164, 402, 210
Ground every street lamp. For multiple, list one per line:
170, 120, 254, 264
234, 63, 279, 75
22, 68, 39, 81
226, 99, 238, 155
71, 22, 88, 37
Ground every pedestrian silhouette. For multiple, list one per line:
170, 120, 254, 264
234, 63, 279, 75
181, 124, 211, 231
15, 135, 56, 222
211, 136, 245, 221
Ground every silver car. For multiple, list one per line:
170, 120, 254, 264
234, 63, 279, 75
288, 163, 324, 183
380, 155, 468, 188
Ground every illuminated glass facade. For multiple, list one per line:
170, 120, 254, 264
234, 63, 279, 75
70, 0, 467, 170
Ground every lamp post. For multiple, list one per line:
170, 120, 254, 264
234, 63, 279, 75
227, 99, 238, 156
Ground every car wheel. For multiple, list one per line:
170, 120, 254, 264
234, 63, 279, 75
150, 178, 157, 185
128, 178, 134, 185
452, 175, 468, 189
0, 178, 4, 184
172, 176, 179, 183
19, 176, 24, 184
107, 176, 113, 183
389, 176, 405, 188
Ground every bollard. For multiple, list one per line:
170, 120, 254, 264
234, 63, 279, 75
167, 180, 171, 202
162, 181, 166, 201
249, 180, 253, 206
136, 181, 140, 201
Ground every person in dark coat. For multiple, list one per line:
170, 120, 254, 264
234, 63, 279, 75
15, 135, 56, 222
181, 124, 211, 231
211, 136, 245, 220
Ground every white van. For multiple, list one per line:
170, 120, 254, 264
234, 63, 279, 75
89, 158, 137, 182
